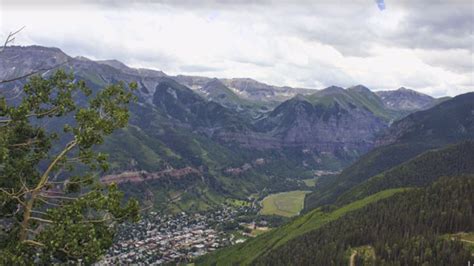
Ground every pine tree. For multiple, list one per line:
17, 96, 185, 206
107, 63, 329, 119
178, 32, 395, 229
0, 70, 140, 263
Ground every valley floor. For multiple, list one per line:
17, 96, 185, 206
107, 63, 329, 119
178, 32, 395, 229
259, 190, 311, 217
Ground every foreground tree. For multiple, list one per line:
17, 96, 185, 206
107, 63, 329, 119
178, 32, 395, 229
0, 70, 139, 263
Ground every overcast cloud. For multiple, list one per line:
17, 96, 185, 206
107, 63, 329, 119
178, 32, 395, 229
0, 0, 473, 96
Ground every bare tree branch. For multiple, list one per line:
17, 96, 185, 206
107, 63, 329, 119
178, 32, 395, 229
0, 26, 25, 53
29, 216, 53, 224
22, 239, 45, 247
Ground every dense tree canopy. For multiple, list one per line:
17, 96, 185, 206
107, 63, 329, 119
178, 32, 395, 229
256, 175, 474, 265
0, 70, 140, 263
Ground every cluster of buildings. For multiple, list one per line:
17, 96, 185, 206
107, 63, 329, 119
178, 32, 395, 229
100, 206, 255, 264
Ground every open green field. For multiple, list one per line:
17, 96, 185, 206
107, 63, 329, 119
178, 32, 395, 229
302, 178, 317, 187
260, 190, 311, 217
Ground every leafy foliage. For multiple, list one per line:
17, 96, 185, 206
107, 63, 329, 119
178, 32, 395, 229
0, 70, 139, 264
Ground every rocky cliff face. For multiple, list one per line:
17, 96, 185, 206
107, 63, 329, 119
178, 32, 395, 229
221, 78, 314, 102
243, 90, 387, 155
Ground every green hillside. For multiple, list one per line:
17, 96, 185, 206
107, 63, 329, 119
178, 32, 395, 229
102, 102, 324, 212
304, 142, 434, 210
304, 92, 474, 211
337, 141, 474, 205
197, 188, 406, 265
306, 85, 403, 121
256, 175, 474, 265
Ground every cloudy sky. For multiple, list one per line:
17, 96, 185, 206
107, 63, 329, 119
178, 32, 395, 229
1, 0, 473, 97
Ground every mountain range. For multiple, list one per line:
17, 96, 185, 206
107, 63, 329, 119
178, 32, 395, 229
0, 45, 450, 212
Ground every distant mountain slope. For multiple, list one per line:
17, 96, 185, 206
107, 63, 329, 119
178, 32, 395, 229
254, 86, 388, 159
378, 92, 474, 145
306, 85, 402, 121
336, 140, 474, 205
257, 175, 474, 265
304, 92, 474, 210
173, 77, 270, 117
221, 78, 314, 102
376, 87, 435, 111
173, 75, 314, 113
151, 77, 251, 132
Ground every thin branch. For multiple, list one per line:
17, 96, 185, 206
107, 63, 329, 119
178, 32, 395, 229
36, 197, 62, 207
29, 216, 53, 224
31, 210, 49, 216
38, 194, 78, 200
0, 26, 25, 53
9, 139, 41, 148
20, 178, 30, 193
26, 106, 61, 118
0, 187, 15, 196
0, 187, 26, 206
19, 140, 77, 241
22, 239, 45, 247
35, 140, 77, 192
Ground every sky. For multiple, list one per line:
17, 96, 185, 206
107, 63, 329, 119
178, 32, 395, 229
0, 0, 473, 97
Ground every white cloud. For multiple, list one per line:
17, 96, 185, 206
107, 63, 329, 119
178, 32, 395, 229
0, 0, 472, 97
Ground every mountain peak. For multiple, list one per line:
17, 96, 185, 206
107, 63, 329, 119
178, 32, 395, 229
202, 78, 229, 90
319, 85, 345, 94
348, 85, 371, 93
376, 87, 435, 111
97, 59, 130, 71
75, 56, 92, 61
290, 93, 309, 102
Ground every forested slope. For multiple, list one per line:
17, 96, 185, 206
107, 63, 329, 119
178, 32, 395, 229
197, 188, 406, 265
304, 92, 474, 211
257, 175, 474, 265
336, 140, 474, 205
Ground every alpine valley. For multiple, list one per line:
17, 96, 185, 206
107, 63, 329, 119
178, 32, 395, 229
1, 45, 444, 213
2, 45, 473, 265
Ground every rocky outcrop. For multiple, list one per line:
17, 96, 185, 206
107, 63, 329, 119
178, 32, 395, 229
376, 87, 435, 111
221, 78, 314, 102
101, 167, 201, 184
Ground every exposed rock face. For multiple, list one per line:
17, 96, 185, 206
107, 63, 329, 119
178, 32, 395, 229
376, 87, 435, 111
0, 45, 69, 81
174, 75, 314, 104
221, 78, 314, 102
241, 94, 387, 154
224, 158, 267, 176
101, 167, 201, 184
